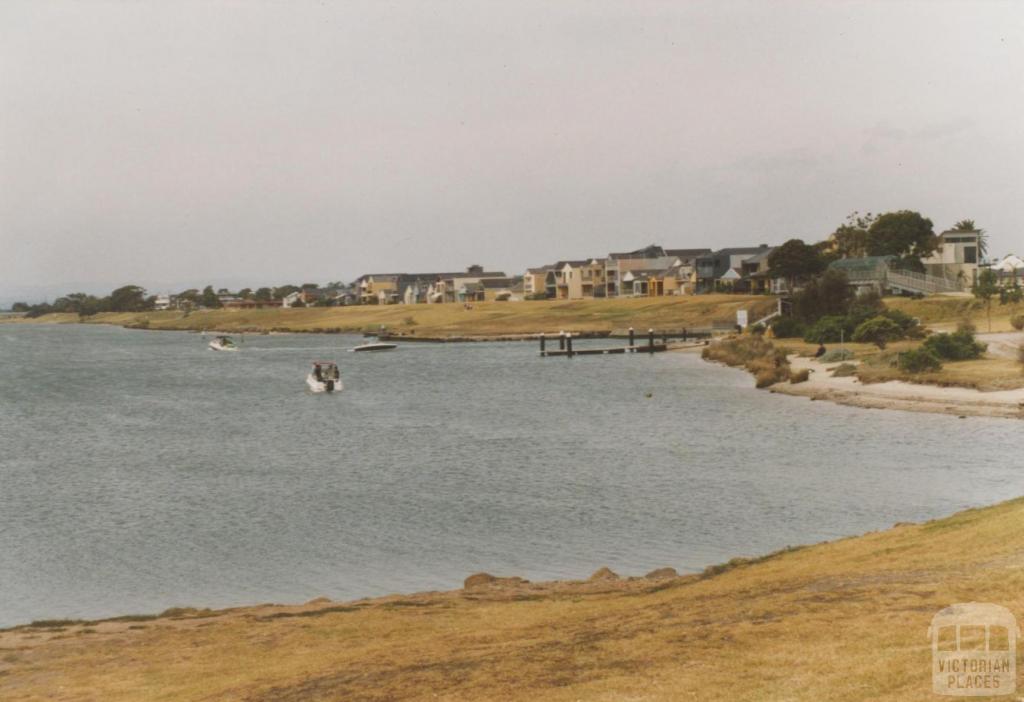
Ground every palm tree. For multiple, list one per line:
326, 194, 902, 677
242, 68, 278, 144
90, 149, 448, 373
952, 219, 988, 258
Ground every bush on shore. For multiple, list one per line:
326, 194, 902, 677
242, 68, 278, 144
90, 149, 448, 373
831, 362, 857, 377
790, 369, 810, 384
899, 348, 943, 374
851, 316, 904, 349
1010, 314, 1024, 331
921, 328, 986, 361
703, 335, 791, 388
820, 348, 855, 363
770, 316, 805, 339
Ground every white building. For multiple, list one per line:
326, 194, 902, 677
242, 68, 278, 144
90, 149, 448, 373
922, 230, 980, 286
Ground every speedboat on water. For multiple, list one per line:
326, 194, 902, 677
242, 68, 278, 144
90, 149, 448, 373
307, 361, 342, 393
208, 335, 238, 351
351, 342, 398, 352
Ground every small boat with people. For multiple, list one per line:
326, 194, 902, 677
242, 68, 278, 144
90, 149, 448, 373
307, 361, 342, 393
351, 342, 398, 352
208, 335, 238, 351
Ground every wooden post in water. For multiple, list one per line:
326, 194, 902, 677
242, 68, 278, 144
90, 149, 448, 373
559, 331, 566, 351
539, 333, 546, 355
648, 328, 655, 354
566, 333, 574, 358
628, 326, 635, 349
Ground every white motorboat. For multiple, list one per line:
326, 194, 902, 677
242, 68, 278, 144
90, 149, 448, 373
208, 335, 238, 351
307, 361, 342, 393
351, 342, 398, 352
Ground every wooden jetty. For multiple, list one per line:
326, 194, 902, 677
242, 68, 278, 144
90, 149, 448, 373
539, 328, 669, 357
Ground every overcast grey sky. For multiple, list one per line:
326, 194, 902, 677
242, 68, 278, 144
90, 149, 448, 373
1, 1, 1021, 299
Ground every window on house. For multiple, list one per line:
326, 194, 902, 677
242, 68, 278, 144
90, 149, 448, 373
964, 246, 977, 264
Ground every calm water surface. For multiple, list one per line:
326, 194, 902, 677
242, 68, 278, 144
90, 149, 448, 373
0, 324, 1020, 627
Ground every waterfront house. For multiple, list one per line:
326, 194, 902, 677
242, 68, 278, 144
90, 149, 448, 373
695, 245, 773, 293
282, 290, 322, 307
555, 259, 606, 300
921, 229, 980, 287
523, 267, 551, 298
153, 294, 175, 310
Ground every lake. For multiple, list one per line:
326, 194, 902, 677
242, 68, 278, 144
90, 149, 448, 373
0, 323, 1020, 627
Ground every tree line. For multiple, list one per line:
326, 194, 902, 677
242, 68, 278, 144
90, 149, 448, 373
10, 283, 334, 318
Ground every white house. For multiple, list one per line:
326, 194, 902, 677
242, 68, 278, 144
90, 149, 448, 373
922, 230, 981, 286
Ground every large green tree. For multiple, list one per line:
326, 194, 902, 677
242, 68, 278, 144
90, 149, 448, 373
826, 211, 876, 259
768, 239, 826, 290
793, 269, 854, 321
201, 285, 221, 309
109, 285, 149, 312
866, 211, 938, 270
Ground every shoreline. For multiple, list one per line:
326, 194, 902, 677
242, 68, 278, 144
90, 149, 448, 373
9, 313, 1022, 419
770, 354, 1024, 420
5, 496, 1024, 700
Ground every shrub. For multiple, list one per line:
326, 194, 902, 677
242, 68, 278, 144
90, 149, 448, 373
851, 316, 903, 349
899, 348, 943, 374
1011, 315, 1024, 331
703, 335, 790, 387
880, 308, 919, 334
831, 362, 857, 377
957, 318, 977, 334
803, 315, 850, 343
770, 316, 805, 339
820, 348, 855, 363
749, 323, 766, 335
790, 369, 810, 384
922, 329, 986, 361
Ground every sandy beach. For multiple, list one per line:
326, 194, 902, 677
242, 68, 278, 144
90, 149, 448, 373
772, 352, 1024, 419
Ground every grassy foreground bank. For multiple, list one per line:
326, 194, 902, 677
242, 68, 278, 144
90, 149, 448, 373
3, 296, 775, 337
4, 497, 1024, 701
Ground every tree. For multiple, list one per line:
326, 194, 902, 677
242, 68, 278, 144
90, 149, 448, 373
201, 285, 221, 309
851, 316, 903, 349
109, 285, 149, 312
793, 269, 854, 321
273, 285, 300, 299
826, 211, 876, 259
767, 239, 826, 291
952, 219, 988, 258
254, 287, 273, 301
972, 268, 999, 332
866, 211, 938, 270
238, 288, 253, 299
301, 282, 319, 290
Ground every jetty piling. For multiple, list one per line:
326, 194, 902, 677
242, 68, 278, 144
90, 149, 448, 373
539, 325, 669, 357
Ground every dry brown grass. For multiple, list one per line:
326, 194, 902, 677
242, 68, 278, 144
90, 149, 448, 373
5, 498, 1024, 701
703, 334, 791, 387
887, 296, 1024, 333
4, 296, 775, 338
856, 355, 1024, 391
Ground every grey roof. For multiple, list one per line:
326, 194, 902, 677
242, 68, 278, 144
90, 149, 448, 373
609, 244, 666, 260
709, 245, 772, 256
829, 255, 896, 272
664, 248, 713, 258
743, 248, 776, 264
